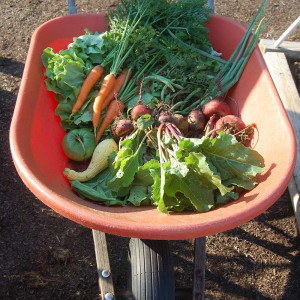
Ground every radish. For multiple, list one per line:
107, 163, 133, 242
202, 98, 231, 118
188, 110, 206, 132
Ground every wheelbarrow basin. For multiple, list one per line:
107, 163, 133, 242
10, 14, 296, 240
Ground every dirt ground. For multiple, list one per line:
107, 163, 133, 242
1, 0, 300, 299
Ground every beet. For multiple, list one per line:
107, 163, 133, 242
173, 114, 189, 135
112, 119, 134, 140
215, 115, 246, 139
188, 110, 206, 132
130, 104, 152, 121
157, 113, 176, 125
202, 98, 232, 118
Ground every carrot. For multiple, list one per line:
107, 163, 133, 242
71, 65, 104, 115
96, 100, 125, 143
92, 73, 116, 130
101, 68, 132, 110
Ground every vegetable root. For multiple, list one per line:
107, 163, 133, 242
131, 104, 152, 121
93, 73, 116, 130
188, 110, 206, 132
101, 68, 132, 111
202, 98, 231, 118
215, 115, 246, 140
63, 139, 118, 182
173, 114, 189, 136
72, 65, 104, 115
111, 119, 134, 141
96, 100, 125, 143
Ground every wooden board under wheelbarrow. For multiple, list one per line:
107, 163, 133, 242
259, 38, 300, 233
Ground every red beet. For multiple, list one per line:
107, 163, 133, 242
157, 113, 176, 125
202, 98, 231, 118
188, 110, 206, 132
130, 104, 152, 121
215, 115, 246, 138
112, 119, 134, 140
173, 114, 189, 135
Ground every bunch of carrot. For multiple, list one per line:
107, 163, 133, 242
70, 65, 132, 143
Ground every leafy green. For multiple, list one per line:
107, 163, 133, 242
42, 47, 88, 101
108, 131, 147, 192
65, 123, 265, 213
70, 168, 124, 206
41, 0, 267, 214
127, 185, 149, 206
136, 114, 154, 130
42, 31, 114, 130
200, 132, 265, 185
143, 132, 265, 213
164, 171, 215, 212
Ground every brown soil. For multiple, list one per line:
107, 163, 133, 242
1, 1, 300, 299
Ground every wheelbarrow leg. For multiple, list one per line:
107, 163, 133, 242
193, 237, 206, 300
92, 230, 115, 300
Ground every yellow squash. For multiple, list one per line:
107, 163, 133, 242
63, 138, 118, 182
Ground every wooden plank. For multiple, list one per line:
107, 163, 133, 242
261, 51, 300, 233
193, 237, 206, 300
92, 230, 115, 300
259, 39, 300, 60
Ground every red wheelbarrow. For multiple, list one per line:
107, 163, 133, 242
9, 13, 296, 300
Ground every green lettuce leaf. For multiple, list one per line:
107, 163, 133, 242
42, 31, 115, 130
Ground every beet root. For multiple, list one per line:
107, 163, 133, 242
130, 104, 152, 121
215, 115, 246, 140
202, 98, 232, 118
173, 114, 189, 136
157, 113, 176, 125
112, 119, 134, 141
188, 110, 206, 133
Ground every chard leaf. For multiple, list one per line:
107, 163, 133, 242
163, 193, 194, 212
223, 178, 256, 190
127, 185, 149, 206
138, 159, 161, 202
164, 171, 214, 212
108, 132, 147, 191
184, 152, 232, 195
201, 133, 265, 184
71, 180, 124, 205
134, 166, 155, 187
216, 190, 239, 205
176, 137, 204, 159
137, 114, 154, 130
168, 157, 189, 177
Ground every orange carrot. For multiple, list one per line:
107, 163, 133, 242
92, 73, 116, 130
96, 100, 125, 143
101, 68, 132, 110
71, 65, 104, 115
